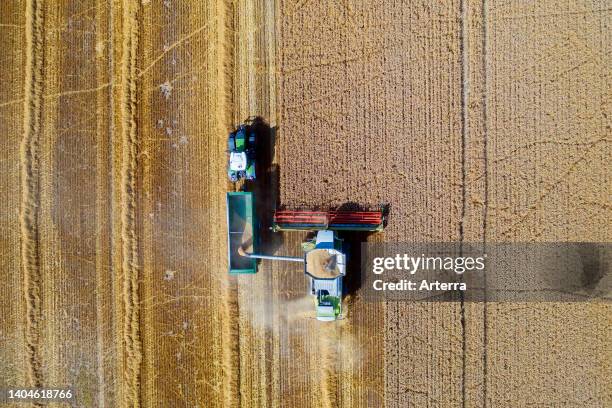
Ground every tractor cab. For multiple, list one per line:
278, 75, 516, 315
229, 151, 248, 171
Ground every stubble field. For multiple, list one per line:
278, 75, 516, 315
0, 1, 610, 407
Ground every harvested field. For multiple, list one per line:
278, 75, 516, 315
0, 1, 610, 408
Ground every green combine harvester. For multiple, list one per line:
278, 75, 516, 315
226, 192, 384, 321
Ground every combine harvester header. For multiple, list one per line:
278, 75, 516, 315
273, 209, 384, 232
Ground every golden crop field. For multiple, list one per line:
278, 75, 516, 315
0, 1, 610, 407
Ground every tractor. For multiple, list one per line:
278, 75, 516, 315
227, 121, 256, 182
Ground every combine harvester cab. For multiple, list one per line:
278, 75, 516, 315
226, 192, 258, 274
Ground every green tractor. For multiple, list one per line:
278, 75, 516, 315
227, 122, 256, 182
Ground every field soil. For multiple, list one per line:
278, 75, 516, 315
0, 1, 610, 407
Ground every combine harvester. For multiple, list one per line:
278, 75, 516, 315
226, 192, 384, 321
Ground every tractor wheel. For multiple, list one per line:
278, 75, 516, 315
227, 134, 235, 151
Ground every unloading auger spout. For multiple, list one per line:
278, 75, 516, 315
237, 246, 304, 263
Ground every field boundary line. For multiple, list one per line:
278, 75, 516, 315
459, 0, 469, 405
118, 1, 143, 407
20, 0, 45, 391
481, 0, 489, 406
